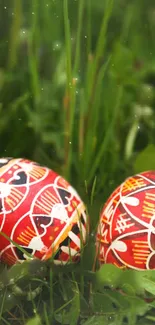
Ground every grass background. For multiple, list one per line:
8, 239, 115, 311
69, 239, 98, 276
1, 0, 155, 324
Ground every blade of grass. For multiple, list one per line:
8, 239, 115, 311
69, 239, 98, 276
27, 0, 40, 108
125, 119, 139, 160
0, 289, 7, 322
78, 88, 86, 157
49, 268, 54, 322
86, 0, 92, 57
7, 0, 22, 70
73, 0, 85, 75
82, 56, 111, 176
63, 0, 73, 179
0, 231, 33, 260
43, 303, 50, 325
86, 0, 114, 102
81, 0, 114, 180
63, 0, 72, 87
64, 0, 86, 180
90, 176, 97, 206
88, 84, 123, 183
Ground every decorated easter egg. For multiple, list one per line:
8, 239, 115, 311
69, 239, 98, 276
96, 171, 155, 270
0, 158, 88, 266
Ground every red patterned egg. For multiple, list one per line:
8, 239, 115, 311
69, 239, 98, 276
96, 171, 155, 270
0, 158, 88, 266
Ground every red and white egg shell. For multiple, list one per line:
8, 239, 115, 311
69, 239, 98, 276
96, 171, 155, 270
0, 158, 88, 266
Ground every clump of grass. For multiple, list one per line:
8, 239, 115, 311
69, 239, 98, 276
1, 0, 155, 324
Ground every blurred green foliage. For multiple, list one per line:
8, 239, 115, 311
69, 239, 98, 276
1, 0, 155, 324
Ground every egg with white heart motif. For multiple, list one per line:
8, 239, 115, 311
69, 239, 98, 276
0, 158, 88, 266
96, 171, 155, 270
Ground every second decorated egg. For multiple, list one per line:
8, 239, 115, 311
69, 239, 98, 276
96, 171, 155, 270
0, 158, 88, 266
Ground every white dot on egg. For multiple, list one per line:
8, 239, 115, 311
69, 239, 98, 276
0, 159, 8, 163
14, 175, 20, 180
0, 183, 11, 198
111, 240, 127, 252
20, 163, 33, 172
121, 196, 139, 206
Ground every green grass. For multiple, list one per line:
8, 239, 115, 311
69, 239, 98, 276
1, 0, 155, 323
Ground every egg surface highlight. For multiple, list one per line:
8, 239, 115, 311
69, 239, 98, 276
0, 158, 88, 266
96, 171, 155, 270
